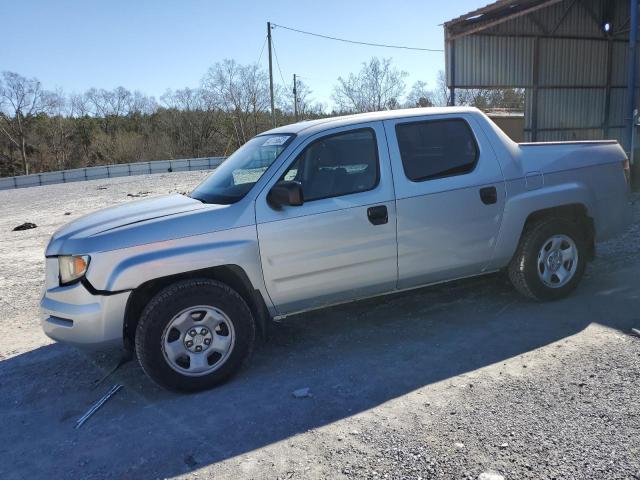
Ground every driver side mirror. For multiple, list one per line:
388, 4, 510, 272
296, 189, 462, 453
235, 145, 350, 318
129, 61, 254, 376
268, 180, 304, 209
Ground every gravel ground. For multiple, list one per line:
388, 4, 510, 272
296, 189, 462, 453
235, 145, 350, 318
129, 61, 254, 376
0, 173, 638, 480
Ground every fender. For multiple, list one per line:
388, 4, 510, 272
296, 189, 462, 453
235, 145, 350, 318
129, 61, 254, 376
489, 181, 596, 268
84, 225, 274, 311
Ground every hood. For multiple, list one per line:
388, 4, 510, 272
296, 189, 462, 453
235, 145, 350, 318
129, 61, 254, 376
45, 194, 253, 256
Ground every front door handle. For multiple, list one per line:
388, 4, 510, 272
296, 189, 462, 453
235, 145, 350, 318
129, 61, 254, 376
367, 205, 388, 225
479, 186, 498, 205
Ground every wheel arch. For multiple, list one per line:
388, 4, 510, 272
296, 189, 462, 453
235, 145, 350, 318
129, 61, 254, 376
513, 203, 595, 263
123, 264, 271, 351
522, 204, 594, 237
492, 182, 597, 269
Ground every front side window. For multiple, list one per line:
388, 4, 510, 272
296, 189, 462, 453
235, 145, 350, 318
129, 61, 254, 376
282, 129, 379, 202
191, 134, 294, 204
395, 119, 478, 182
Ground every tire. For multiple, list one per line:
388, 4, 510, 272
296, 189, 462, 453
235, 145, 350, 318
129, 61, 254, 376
508, 217, 588, 301
135, 278, 255, 392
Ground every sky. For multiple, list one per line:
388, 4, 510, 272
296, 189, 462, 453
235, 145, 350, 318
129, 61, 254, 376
1, 0, 487, 108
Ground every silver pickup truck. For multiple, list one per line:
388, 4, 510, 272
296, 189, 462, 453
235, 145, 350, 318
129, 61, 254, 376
41, 107, 631, 391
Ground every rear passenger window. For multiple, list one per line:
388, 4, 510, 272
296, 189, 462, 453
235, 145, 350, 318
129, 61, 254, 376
283, 129, 379, 202
395, 119, 478, 182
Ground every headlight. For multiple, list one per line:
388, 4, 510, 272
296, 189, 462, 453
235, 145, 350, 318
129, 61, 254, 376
58, 255, 90, 285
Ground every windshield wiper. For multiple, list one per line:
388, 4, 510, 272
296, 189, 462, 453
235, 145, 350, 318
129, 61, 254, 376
189, 195, 208, 204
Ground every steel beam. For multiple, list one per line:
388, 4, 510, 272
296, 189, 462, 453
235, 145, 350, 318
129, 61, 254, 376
531, 37, 541, 141
626, 0, 638, 152
446, 0, 563, 40
450, 39, 456, 106
604, 38, 614, 138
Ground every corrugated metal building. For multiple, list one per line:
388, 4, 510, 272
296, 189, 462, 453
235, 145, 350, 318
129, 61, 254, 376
444, 0, 639, 149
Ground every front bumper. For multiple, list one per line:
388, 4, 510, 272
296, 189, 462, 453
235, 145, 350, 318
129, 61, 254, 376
40, 280, 130, 349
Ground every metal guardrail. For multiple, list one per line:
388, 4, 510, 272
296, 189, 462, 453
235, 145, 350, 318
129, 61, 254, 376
0, 156, 225, 191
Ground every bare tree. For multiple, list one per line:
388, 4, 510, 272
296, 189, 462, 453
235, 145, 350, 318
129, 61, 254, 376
431, 70, 451, 107
0, 71, 55, 174
284, 78, 325, 120
160, 87, 225, 158
455, 88, 525, 111
40, 89, 76, 170
431, 70, 524, 111
202, 59, 271, 147
83, 86, 136, 133
405, 81, 433, 108
332, 57, 407, 113
69, 93, 90, 116
131, 91, 158, 115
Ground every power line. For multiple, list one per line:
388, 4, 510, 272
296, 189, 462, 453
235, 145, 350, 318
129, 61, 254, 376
271, 22, 443, 52
256, 36, 267, 65
270, 36, 289, 89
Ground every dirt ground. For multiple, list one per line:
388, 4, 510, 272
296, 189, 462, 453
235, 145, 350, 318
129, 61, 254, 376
0, 172, 638, 480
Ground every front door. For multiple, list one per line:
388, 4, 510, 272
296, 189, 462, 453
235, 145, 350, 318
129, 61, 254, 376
255, 123, 398, 315
383, 114, 506, 289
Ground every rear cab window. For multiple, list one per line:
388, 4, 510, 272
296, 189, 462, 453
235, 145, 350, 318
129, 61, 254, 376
395, 118, 478, 182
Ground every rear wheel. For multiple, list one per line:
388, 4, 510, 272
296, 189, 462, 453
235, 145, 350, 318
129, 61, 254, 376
135, 278, 255, 391
508, 217, 588, 301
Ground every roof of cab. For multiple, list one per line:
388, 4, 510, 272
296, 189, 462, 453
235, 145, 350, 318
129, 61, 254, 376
260, 106, 480, 137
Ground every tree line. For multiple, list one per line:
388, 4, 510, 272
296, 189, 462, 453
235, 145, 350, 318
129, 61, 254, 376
0, 57, 524, 177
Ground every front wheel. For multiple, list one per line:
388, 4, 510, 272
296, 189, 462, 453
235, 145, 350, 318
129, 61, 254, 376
135, 278, 256, 392
508, 217, 588, 301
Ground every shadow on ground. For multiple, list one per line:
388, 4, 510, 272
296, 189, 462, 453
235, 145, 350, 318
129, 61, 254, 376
0, 264, 637, 479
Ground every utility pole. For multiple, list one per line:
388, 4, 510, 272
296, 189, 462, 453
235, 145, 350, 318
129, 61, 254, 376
267, 22, 275, 127
293, 73, 298, 122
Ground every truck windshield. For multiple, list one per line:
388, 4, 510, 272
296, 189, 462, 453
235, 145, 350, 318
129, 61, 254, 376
190, 134, 294, 204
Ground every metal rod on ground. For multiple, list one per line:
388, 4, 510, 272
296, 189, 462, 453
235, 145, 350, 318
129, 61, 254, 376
293, 73, 298, 122
268, 21, 275, 127
75, 384, 123, 429
92, 351, 133, 390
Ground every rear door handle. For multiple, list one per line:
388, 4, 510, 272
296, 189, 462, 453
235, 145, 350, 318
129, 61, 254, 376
479, 186, 498, 205
367, 205, 388, 225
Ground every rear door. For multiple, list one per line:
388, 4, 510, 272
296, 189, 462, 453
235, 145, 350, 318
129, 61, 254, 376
383, 114, 506, 289
255, 122, 398, 315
